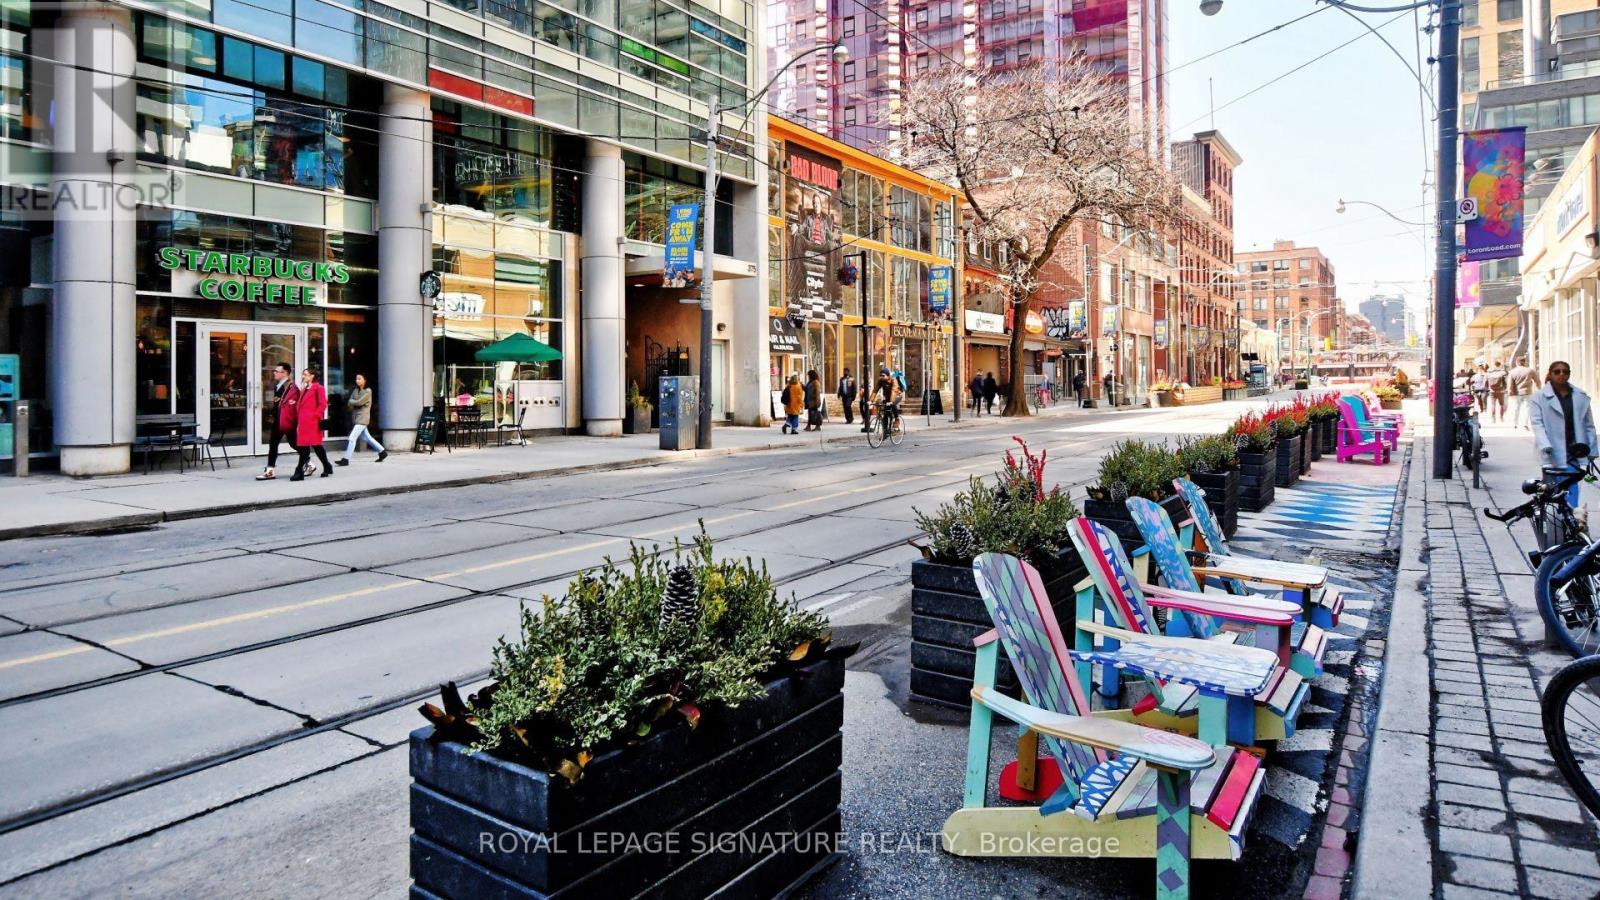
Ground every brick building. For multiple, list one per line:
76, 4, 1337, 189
1172, 129, 1242, 384
1235, 240, 1341, 377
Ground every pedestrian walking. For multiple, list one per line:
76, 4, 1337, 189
1509, 356, 1540, 430
982, 371, 998, 415
290, 368, 334, 481
781, 374, 804, 435
1472, 365, 1490, 413
803, 369, 823, 432
1531, 361, 1599, 509
1103, 371, 1115, 405
1072, 370, 1086, 406
256, 362, 299, 481
337, 373, 388, 466
1486, 361, 1508, 423
969, 373, 985, 416
837, 368, 857, 425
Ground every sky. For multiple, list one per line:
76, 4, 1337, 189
1166, 0, 1438, 320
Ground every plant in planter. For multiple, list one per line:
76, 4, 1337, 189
624, 381, 653, 434
1222, 378, 1247, 400
1082, 438, 1189, 547
1285, 397, 1315, 474
1375, 384, 1403, 410
1178, 434, 1241, 537
1149, 381, 1175, 407
1308, 393, 1341, 457
412, 534, 848, 897
1229, 411, 1277, 512
908, 438, 1084, 707
1263, 405, 1303, 487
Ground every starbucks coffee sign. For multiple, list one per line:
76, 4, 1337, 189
157, 247, 350, 305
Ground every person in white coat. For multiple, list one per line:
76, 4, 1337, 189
1530, 361, 1599, 508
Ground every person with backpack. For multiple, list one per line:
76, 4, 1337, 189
1487, 362, 1509, 423
982, 372, 998, 414
836, 368, 857, 425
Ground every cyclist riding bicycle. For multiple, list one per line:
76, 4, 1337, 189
874, 367, 903, 421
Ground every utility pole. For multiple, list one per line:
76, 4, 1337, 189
1432, 1, 1462, 479
694, 98, 719, 451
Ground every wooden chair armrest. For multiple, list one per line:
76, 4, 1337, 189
1140, 582, 1298, 625
970, 686, 1215, 772
1076, 620, 1280, 662
974, 628, 999, 648
1191, 560, 1326, 590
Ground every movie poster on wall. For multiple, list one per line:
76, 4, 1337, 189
1462, 127, 1526, 262
784, 146, 843, 322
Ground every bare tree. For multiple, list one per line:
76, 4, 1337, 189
901, 58, 1177, 416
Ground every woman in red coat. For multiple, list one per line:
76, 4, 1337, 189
291, 368, 334, 481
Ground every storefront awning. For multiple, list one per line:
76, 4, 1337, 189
625, 252, 758, 286
474, 333, 562, 363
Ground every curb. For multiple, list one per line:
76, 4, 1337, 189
1350, 439, 1435, 900
0, 405, 1114, 542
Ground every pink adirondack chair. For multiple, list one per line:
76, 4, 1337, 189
1337, 400, 1391, 464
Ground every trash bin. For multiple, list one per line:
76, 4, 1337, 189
658, 375, 698, 451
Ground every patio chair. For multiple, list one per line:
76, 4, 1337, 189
496, 403, 529, 446
1345, 396, 1401, 450
1337, 399, 1392, 465
1127, 498, 1328, 679
1171, 478, 1344, 630
1067, 517, 1310, 745
182, 424, 231, 471
943, 552, 1273, 898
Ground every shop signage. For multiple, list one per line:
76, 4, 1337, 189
1024, 311, 1044, 334
434, 292, 485, 321
1101, 305, 1120, 337
1154, 319, 1168, 349
964, 310, 1004, 334
663, 202, 700, 288
927, 266, 952, 315
1462, 127, 1526, 262
784, 145, 843, 323
769, 316, 802, 353
158, 247, 348, 305
1556, 166, 1590, 238
892, 322, 937, 339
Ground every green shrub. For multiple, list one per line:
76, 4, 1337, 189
423, 532, 831, 780
913, 437, 1080, 569
1093, 439, 1186, 501
1178, 434, 1239, 475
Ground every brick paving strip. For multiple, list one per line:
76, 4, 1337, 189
1353, 434, 1600, 900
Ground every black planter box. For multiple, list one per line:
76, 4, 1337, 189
410, 655, 846, 899
909, 550, 1087, 709
1308, 420, 1324, 462
1189, 467, 1239, 539
1081, 494, 1190, 553
1274, 435, 1301, 488
1320, 418, 1337, 455
1239, 449, 1276, 512
1298, 427, 1314, 475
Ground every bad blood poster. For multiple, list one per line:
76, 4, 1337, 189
785, 146, 843, 322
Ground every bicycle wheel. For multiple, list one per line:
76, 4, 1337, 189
890, 414, 905, 446
1536, 544, 1600, 657
1543, 654, 1600, 818
866, 414, 883, 448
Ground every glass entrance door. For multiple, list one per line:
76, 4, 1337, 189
196, 322, 312, 456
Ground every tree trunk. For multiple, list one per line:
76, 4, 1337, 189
1003, 290, 1032, 417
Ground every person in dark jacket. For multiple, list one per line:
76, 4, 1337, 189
982, 372, 998, 414
257, 362, 299, 481
837, 369, 857, 425
803, 370, 823, 431
969, 373, 985, 416
1072, 370, 1086, 405
291, 368, 334, 481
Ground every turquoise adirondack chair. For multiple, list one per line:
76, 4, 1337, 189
1126, 497, 1328, 679
1337, 398, 1393, 464
1341, 395, 1400, 451
1067, 516, 1310, 744
1172, 477, 1345, 630
944, 552, 1273, 898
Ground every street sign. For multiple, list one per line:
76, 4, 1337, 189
1458, 196, 1479, 222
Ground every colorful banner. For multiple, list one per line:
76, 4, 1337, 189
1458, 260, 1481, 309
1154, 319, 1168, 349
1067, 300, 1087, 339
927, 266, 952, 315
1101, 305, 1120, 337
1462, 127, 1526, 262
662, 203, 700, 288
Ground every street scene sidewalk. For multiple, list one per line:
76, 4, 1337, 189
1353, 414, 1600, 899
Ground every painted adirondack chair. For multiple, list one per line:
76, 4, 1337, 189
1343, 395, 1400, 451
944, 552, 1272, 898
1068, 517, 1310, 744
1337, 399, 1393, 465
1360, 390, 1406, 432
1126, 497, 1328, 679
1172, 477, 1345, 631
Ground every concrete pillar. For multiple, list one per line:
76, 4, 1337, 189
731, 179, 769, 426
376, 84, 433, 451
50, 5, 137, 476
581, 140, 624, 436
1524, 0, 1550, 81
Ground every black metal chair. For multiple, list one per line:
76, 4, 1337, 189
137, 422, 187, 474
496, 404, 529, 446
184, 425, 231, 471
452, 407, 484, 449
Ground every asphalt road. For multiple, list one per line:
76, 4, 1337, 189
0, 402, 1250, 897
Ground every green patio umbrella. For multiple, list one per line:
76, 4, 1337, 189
473, 333, 562, 363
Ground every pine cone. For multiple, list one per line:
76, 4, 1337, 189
660, 565, 699, 632
1109, 481, 1129, 503
947, 523, 977, 561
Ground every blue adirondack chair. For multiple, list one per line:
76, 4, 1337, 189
1341, 395, 1400, 451
1127, 497, 1329, 679
944, 552, 1273, 899
1172, 477, 1345, 630
1068, 516, 1310, 744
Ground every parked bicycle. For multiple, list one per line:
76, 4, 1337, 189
1484, 451, 1600, 656
1542, 653, 1600, 818
1452, 393, 1485, 470
865, 401, 904, 448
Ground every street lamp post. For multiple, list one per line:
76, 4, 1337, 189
1203, 0, 1458, 479
694, 41, 848, 449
